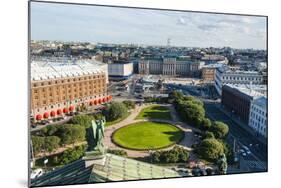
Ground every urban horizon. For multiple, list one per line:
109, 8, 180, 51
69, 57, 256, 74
31, 2, 267, 50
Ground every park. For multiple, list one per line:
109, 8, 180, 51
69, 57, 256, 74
112, 121, 184, 150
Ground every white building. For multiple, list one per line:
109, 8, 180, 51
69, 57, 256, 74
139, 57, 204, 77
215, 66, 264, 95
108, 61, 133, 80
248, 96, 268, 138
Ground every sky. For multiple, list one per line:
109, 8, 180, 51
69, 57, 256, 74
30, 2, 267, 49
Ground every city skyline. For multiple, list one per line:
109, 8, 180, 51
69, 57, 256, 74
31, 2, 267, 50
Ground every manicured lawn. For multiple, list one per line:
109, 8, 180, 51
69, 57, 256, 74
105, 112, 130, 127
136, 105, 172, 120
112, 121, 184, 150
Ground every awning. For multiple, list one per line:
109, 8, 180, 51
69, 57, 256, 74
57, 109, 62, 115
36, 114, 42, 120
94, 100, 98, 105
43, 112, 49, 119
69, 106, 75, 112
50, 111, 56, 117
63, 108, 69, 113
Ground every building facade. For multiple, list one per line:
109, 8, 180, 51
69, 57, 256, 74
108, 61, 133, 80
31, 59, 111, 122
221, 85, 254, 124
221, 84, 265, 124
215, 66, 264, 95
248, 96, 268, 138
138, 57, 203, 77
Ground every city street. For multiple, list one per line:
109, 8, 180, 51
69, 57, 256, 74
204, 101, 267, 169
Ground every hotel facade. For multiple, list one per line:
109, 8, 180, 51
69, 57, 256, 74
31, 59, 111, 122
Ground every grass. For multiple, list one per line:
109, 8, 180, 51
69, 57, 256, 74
105, 112, 130, 127
112, 121, 184, 150
136, 105, 172, 120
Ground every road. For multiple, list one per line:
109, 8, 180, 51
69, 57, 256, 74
204, 101, 268, 165
167, 83, 267, 171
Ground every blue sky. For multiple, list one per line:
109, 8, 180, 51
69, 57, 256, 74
30, 2, 267, 49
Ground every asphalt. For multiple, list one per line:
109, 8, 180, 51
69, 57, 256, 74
204, 102, 268, 163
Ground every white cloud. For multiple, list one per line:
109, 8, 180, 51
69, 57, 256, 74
31, 2, 267, 49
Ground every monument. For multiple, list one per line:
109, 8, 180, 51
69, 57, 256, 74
83, 117, 106, 165
217, 153, 228, 174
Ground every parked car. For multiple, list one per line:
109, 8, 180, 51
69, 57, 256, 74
31, 168, 43, 179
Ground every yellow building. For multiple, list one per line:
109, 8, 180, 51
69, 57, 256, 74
31, 59, 111, 121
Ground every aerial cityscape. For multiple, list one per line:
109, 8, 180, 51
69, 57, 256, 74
29, 2, 267, 187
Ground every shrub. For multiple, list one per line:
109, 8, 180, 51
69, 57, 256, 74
107, 149, 128, 157
150, 146, 189, 163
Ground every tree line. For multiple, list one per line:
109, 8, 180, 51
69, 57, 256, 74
169, 91, 232, 164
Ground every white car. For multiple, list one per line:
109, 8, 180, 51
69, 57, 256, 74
239, 149, 245, 153
31, 168, 43, 179
242, 152, 247, 157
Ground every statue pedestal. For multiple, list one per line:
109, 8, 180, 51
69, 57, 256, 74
83, 150, 106, 168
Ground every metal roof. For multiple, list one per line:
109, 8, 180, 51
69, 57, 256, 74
31, 59, 107, 81
30, 154, 180, 187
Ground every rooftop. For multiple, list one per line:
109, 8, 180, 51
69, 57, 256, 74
31, 154, 180, 187
31, 59, 106, 81
252, 96, 268, 108
225, 84, 266, 98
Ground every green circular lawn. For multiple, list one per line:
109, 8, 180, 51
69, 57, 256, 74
112, 121, 184, 150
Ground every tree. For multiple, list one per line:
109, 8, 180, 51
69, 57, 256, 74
69, 125, 86, 145
93, 113, 104, 121
197, 138, 224, 161
71, 115, 94, 128
204, 131, 215, 139
44, 136, 61, 153
58, 145, 86, 165
201, 118, 212, 130
31, 136, 45, 155
178, 100, 205, 127
211, 121, 229, 139
169, 90, 184, 102
104, 102, 128, 121
122, 100, 136, 109
57, 124, 86, 145
150, 146, 189, 163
